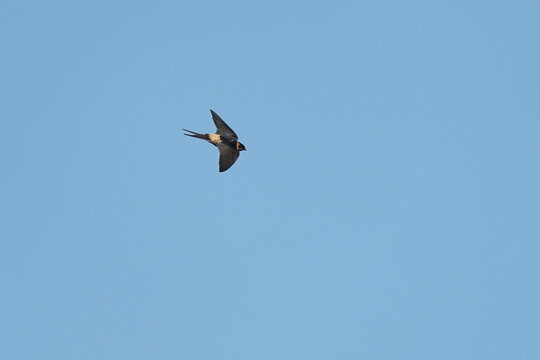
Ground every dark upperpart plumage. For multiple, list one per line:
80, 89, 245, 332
183, 110, 246, 172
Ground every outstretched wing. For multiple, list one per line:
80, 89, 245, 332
210, 110, 238, 139
217, 143, 240, 172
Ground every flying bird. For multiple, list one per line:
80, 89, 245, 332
183, 110, 247, 172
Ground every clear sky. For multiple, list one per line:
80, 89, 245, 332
1, 1, 539, 359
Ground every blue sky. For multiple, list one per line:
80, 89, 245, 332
1, 1, 539, 359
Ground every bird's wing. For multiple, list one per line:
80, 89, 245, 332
210, 110, 238, 139
217, 143, 240, 172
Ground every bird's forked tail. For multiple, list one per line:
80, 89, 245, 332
182, 129, 207, 140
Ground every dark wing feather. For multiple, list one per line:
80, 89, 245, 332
210, 110, 238, 139
217, 143, 240, 172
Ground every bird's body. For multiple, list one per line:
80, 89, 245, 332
183, 110, 246, 172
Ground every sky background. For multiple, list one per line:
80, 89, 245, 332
1, 1, 539, 359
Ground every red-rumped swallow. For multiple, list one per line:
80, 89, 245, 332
183, 110, 246, 172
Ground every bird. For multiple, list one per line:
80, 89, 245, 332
183, 110, 247, 172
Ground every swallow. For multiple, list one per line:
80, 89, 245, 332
183, 110, 247, 172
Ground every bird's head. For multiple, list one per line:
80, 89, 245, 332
236, 142, 247, 151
